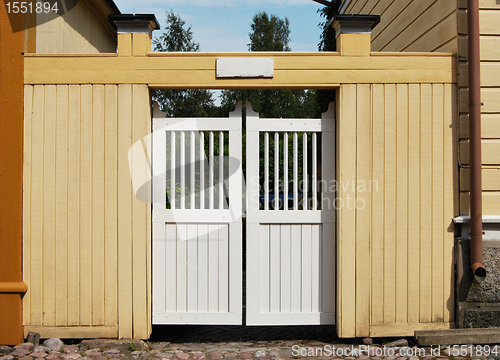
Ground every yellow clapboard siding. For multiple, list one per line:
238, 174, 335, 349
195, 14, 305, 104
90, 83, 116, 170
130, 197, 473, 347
460, 89, 500, 113
370, 84, 385, 326
458, 62, 500, 87
380, 0, 456, 52
104, 85, 119, 327
370, 0, 413, 47
350, 0, 370, 14
117, 84, 134, 338
458, 9, 500, 35
23, 53, 457, 85
92, 85, 106, 326
459, 114, 500, 138
460, 168, 500, 191
403, 12, 457, 52
458, 0, 500, 9
23, 86, 34, 326
336, 84, 357, 338
131, 84, 151, 339
355, 84, 371, 337
460, 192, 500, 215
459, 140, 500, 164
55, 85, 69, 326
458, 36, 500, 61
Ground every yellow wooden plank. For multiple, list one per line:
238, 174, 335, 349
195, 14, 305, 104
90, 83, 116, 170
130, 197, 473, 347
459, 62, 500, 87
23, 85, 34, 326
404, 12, 457, 52
380, 0, 457, 52
370, 84, 385, 326
443, 83, 455, 323
30, 85, 44, 327
395, 84, 408, 325
459, 114, 500, 139
458, 0, 500, 9
132, 33, 150, 57
23, 326, 119, 339
370, 322, 454, 337
350, 0, 370, 14
407, 84, 421, 325
459, 89, 500, 114
459, 36, 500, 61
433, 37, 458, 54
370, 0, 413, 46
42, 85, 57, 327
104, 85, 119, 327
117, 84, 133, 338
80, 84, 93, 326
431, 84, 445, 323
419, 84, 433, 324
459, 140, 500, 165
132, 84, 150, 339
460, 168, 500, 191
383, 84, 396, 325
67, 85, 81, 326
55, 85, 69, 326
23, 54, 457, 86
336, 84, 357, 338
118, 33, 132, 56
460, 192, 500, 215
355, 84, 371, 337
458, 9, 500, 35
92, 85, 105, 326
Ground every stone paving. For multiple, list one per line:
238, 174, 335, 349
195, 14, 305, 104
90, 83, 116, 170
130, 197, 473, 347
1, 326, 500, 360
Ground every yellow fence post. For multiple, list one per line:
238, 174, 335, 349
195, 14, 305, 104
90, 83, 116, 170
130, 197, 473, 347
108, 15, 160, 57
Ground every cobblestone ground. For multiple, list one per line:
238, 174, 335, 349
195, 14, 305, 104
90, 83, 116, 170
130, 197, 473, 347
1, 327, 499, 360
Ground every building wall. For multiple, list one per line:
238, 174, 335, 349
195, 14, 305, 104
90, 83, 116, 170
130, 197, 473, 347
34, 0, 116, 54
22, 84, 151, 339
337, 83, 457, 337
342, 0, 458, 53
457, 0, 500, 214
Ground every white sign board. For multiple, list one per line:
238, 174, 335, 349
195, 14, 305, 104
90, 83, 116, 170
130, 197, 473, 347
216, 58, 274, 78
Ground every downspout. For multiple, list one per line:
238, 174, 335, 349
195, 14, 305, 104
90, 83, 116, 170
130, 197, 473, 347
467, 0, 486, 281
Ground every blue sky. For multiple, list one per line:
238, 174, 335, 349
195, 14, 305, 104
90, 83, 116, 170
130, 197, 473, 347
112, 0, 327, 52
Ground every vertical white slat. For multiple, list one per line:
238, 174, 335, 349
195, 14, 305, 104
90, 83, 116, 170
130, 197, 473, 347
208, 223, 219, 312
301, 224, 312, 312
280, 225, 291, 313
176, 224, 187, 312
321, 223, 335, 314
190, 131, 195, 209
200, 132, 205, 210
293, 132, 298, 210
269, 224, 281, 313
312, 133, 317, 211
259, 224, 270, 313
219, 131, 224, 210
180, 131, 185, 210
290, 224, 302, 313
264, 132, 269, 210
311, 225, 320, 313
187, 224, 198, 312
218, 224, 229, 313
153, 129, 167, 210
165, 223, 177, 312
197, 223, 208, 312
209, 132, 214, 210
303, 132, 308, 210
171, 132, 176, 209
284, 133, 288, 211
152, 222, 166, 312
274, 132, 279, 210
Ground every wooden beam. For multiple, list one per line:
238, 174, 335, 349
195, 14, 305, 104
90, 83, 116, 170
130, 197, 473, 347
24, 52, 456, 87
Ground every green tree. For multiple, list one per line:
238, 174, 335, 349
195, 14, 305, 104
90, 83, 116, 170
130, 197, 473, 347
220, 12, 317, 119
316, 0, 341, 117
152, 11, 222, 117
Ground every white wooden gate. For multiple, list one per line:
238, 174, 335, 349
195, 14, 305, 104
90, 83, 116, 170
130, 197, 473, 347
152, 101, 335, 326
245, 104, 336, 325
152, 104, 243, 325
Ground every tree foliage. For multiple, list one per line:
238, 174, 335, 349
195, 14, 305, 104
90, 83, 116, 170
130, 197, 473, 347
248, 12, 291, 51
152, 11, 221, 117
